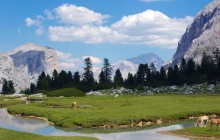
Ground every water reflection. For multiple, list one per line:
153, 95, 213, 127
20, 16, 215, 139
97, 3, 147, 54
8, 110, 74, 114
0, 108, 194, 140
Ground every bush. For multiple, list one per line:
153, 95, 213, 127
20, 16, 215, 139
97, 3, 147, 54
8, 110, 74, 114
46, 88, 85, 97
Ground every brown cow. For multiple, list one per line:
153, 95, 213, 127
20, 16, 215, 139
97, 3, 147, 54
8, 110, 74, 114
210, 119, 220, 130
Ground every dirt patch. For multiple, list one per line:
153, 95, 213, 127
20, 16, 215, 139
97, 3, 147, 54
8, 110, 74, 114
28, 116, 54, 125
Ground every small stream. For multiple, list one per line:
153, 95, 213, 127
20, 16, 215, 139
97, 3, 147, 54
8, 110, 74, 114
0, 108, 195, 140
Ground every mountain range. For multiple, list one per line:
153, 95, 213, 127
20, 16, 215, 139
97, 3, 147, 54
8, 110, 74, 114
0, 43, 164, 92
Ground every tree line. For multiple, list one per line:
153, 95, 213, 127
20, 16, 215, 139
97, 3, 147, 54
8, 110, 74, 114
3, 49, 220, 94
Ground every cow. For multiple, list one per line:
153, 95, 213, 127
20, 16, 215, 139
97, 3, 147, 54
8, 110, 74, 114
196, 115, 209, 127
71, 102, 76, 108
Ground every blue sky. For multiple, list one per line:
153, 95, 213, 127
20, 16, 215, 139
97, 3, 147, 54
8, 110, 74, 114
0, 0, 213, 72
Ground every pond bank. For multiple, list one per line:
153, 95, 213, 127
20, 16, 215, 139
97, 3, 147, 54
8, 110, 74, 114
159, 131, 216, 140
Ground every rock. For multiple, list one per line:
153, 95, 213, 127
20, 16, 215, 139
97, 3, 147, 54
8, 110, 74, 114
0, 43, 59, 93
165, 0, 220, 68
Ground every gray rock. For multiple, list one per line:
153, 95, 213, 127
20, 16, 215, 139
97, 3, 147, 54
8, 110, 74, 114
165, 0, 220, 68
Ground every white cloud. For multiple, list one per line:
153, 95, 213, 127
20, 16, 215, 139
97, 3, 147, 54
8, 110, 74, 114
26, 4, 193, 49
82, 56, 102, 64
25, 17, 45, 35
25, 17, 41, 26
54, 4, 109, 25
56, 51, 81, 71
48, 9, 193, 49
35, 26, 44, 35
44, 9, 55, 20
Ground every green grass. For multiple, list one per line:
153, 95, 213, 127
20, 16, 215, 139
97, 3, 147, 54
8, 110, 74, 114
46, 88, 85, 97
0, 128, 98, 140
0, 99, 25, 107
170, 125, 220, 139
6, 94, 220, 128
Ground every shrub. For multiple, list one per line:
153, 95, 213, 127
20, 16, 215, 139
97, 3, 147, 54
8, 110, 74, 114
46, 88, 85, 97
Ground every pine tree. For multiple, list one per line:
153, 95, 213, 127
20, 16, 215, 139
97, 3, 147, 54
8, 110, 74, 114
82, 57, 94, 84
114, 69, 124, 88
73, 71, 80, 84
102, 58, 112, 83
2, 80, 8, 94
136, 64, 148, 86
30, 83, 36, 94
99, 70, 105, 84
125, 73, 134, 88
1, 80, 15, 94
186, 59, 196, 84
160, 67, 166, 85
167, 67, 174, 85
51, 69, 59, 89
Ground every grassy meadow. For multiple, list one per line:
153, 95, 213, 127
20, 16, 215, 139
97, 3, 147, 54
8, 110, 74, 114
4, 94, 220, 128
168, 125, 220, 139
0, 128, 98, 140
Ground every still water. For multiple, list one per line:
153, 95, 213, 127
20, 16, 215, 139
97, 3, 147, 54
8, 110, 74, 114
0, 108, 194, 140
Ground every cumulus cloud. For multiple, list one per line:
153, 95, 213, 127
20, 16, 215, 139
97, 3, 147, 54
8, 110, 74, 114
48, 9, 193, 49
25, 17, 41, 26
56, 51, 81, 71
26, 4, 193, 49
25, 17, 45, 35
44, 9, 55, 20
54, 4, 109, 25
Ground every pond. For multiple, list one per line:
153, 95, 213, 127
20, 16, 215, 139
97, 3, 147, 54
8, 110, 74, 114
0, 108, 195, 140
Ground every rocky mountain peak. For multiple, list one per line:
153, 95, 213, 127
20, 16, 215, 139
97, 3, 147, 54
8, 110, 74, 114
0, 43, 58, 93
165, 0, 220, 68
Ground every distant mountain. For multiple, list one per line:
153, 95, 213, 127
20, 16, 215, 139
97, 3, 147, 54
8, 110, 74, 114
0, 43, 58, 93
165, 0, 220, 68
94, 53, 164, 81
127, 53, 164, 70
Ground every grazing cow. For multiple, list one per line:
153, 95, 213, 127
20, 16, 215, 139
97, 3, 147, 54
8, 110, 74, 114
196, 115, 209, 127
71, 102, 76, 108
210, 119, 220, 130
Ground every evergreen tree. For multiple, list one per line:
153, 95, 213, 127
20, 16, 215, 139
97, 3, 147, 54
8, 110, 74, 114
125, 73, 134, 88
59, 70, 68, 88
1, 80, 15, 94
37, 71, 49, 90
99, 70, 105, 84
136, 64, 148, 86
160, 67, 166, 85
212, 49, 220, 80
30, 83, 36, 94
73, 71, 80, 84
207, 60, 218, 84
114, 69, 124, 88
173, 65, 180, 85
8, 81, 15, 94
167, 67, 174, 85
179, 58, 187, 84
102, 58, 112, 83
82, 57, 94, 84
186, 59, 196, 84
2, 80, 8, 94
51, 69, 59, 89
